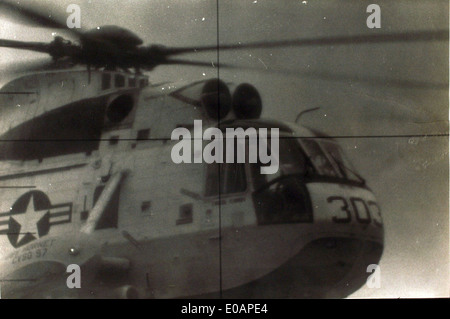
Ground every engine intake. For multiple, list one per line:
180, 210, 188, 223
232, 83, 262, 119
201, 79, 232, 120
106, 94, 134, 123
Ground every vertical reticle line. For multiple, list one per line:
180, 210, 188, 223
216, 0, 223, 299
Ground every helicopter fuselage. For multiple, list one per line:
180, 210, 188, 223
0, 69, 383, 298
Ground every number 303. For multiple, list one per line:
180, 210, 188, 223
327, 196, 383, 227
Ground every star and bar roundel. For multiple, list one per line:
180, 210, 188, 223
0, 191, 72, 248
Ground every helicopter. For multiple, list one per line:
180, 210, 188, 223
0, 1, 447, 298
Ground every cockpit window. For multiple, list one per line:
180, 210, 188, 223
300, 139, 364, 183
251, 138, 306, 190
319, 140, 364, 183
301, 139, 340, 178
250, 138, 313, 225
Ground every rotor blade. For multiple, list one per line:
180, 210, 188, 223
0, 0, 84, 37
219, 63, 449, 90
161, 58, 447, 89
2, 57, 53, 72
0, 38, 51, 54
163, 30, 448, 55
162, 59, 225, 68
1, 57, 55, 74
1, 57, 76, 79
296, 70, 449, 90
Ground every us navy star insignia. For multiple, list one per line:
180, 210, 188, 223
0, 190, 73, 248
11, 195, 48, 243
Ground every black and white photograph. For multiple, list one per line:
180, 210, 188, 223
0, 0, 447, 300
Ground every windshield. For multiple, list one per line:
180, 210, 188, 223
300, 138, 364, 184
250, 136, 364, 189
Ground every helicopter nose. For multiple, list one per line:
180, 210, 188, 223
306, 182, 384, 242
285, 236, 384, 298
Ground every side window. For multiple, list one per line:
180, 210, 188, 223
109, 135, 119, 146
224, 163, 247, 194
141, 201, 151, 214
176, 203, 193, 225
139, 79, 147, 88
205, 163, 222, 197
204, 137, 247, 197
102, 73, 111, 90
136, 129, 150, 141
205, 162, 247, 197
115, 74, 125, 88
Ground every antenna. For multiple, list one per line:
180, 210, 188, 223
295, 107, 320, 124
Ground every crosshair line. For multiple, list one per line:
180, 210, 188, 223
0, 279, 37, 282
0, 133, 447, 142
0, 186, 36, 189
0, 92, 37, 95
0, 233, 37, 235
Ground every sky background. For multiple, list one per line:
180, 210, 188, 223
0, 0, 448, 297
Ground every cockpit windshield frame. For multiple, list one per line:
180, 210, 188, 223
298, 138, 365, 185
